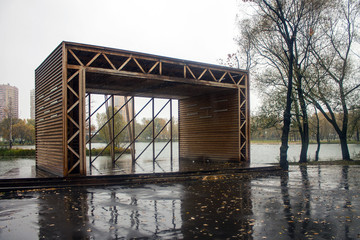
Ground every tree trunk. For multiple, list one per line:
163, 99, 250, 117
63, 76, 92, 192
314, 107, 321, 161
105, 95, 114, 161
313, 101, 351, 161
9, 117, 13, 150
280, 85, 292, 170
339, 133, 351, 160
297, 81, 309, 163
299, 132, 309, 163
280, 40, 294, 170
298, 119, 309, 163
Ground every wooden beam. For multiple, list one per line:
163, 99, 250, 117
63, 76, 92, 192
186, 66, 196, 79
68, 160, 80, 174
85, 66, 238, 89
219, 72, 227, 82
67, 145, 80, 159
68, 49, 84, 66
198, 69, 207, 80
67, 130, 80, 144
67, 85, 79, 99
245, 73, 250, 162
67, 115, 80, 129
229, 73, 237, 84
65, 42, 249, 75
132, 57, 146, 73
85, 52, 101, 67
102, 53, 116, 70
67, 70, 80, 83
79, 68, 87, 175
237, 75, 245, 85
62, 43, 68, 177
148, 61, 159, 74
66, 101, 79, 114
208, 69, 217, 82
118, 57, 131, 71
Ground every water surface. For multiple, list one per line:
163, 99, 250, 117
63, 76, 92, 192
0, 165, 359, 239
1, 143, 359, 177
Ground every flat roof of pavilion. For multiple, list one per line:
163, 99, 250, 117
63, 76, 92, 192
63, 41, 248, 98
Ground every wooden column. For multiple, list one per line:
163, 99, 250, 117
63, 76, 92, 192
79, 68, 86, 175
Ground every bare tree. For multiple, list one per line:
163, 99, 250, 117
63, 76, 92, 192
306, 0, 360, 160
240, 0, 328, 168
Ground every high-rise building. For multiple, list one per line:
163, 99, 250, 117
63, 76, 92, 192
0, 84, 19, 121
30, 89, 35, 119
114, 96, 134, 120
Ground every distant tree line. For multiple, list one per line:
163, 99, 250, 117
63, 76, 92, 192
251, 110, 360, 142
0, 118, 35, 147
0, 108, 179, 150
92, 108, 178, 147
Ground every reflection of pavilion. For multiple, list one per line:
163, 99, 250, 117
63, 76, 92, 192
180, 176, 253, 239
36, 175, 253, 239
5, 164, 360, 239
35, 42, 249, 177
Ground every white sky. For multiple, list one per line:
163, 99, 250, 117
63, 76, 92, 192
0, 0, 257, 119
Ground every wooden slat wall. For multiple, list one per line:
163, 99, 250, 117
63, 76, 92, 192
35, 44, 64, 176
179, 90, 240, 162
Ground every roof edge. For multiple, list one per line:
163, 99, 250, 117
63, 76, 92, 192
62, 41, 248, 74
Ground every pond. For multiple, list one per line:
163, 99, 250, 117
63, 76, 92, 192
251, 143, 360, 164
1, 143, 359, 177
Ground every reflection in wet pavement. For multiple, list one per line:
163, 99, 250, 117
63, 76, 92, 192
1, 165, 360, 239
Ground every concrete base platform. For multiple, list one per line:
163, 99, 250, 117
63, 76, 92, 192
0, 165, 281, 191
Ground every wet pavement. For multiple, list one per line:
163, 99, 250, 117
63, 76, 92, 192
0, 165, 359, 239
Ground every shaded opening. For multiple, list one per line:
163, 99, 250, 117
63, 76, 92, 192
86, 94, 179, 175
84, 70, 245, 175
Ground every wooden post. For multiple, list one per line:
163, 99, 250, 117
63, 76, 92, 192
170, 99, 173, 170
111, 95, 115, 162
79, 68, 86, 175
88, 93, 92, 174
246, 74, 250, 162
132, 97, 136, 173
125, 96, 135, 162
62, 43, 68, 176
152, 98, 155, 171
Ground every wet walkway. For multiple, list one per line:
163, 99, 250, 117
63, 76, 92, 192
0, 165, 359, 239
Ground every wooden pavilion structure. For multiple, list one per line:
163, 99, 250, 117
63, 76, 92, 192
35, 42, 249, 177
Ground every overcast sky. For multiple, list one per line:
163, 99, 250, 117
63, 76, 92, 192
0, 0, 256, 119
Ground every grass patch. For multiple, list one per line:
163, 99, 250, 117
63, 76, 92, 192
0, 148, 36, 157
289, 160, 360, 166
251, 140, 281, 144
0, 146, 131, 157
251, 139, 360, 144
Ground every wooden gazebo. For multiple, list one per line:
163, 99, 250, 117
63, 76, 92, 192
35, 42, 249, 177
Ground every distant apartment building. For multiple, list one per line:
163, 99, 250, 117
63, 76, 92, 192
30, 89, 35, 119
114, 96, 133, 120
0, 84, 19, 121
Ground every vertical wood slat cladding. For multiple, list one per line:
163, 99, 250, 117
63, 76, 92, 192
179, 90, 241, 162
35, 44, 64, 176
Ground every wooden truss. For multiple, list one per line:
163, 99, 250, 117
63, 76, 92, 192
35, 42, 249, 177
